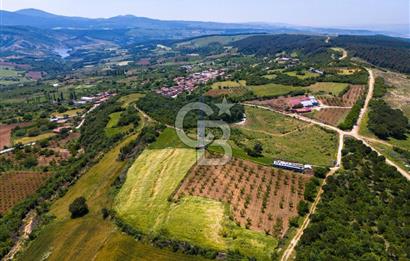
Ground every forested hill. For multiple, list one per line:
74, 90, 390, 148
232, 34, 328, 56
332, 35, 410, 73
233, 34, 410, 73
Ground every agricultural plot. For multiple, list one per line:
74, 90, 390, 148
228, 107, 338, 167
242, 106, 306, 135
114, 147, 278, 260
0, 67, 31, 85
310, 108, 350, 126
318, 84, 365, 107
105, 112, 132, 137
14, 132, 56, 145
0, 172, 51, 214
285, 71, 320, 79
0, 123, 31, 149
174, 157, 311, 237
307, 82, 349, 96
206, 80, 248, 97
51, 109, 83, 118
247, 83, 304, 98
118, 93, 144, 108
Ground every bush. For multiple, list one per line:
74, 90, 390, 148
297, 201, 309, 216
69, 197, 89, 218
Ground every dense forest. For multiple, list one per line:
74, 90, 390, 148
233, 34, 328, 56
368, 100, 409, 140
233, 34, 410, 73
333, 35, 410, 73
296, 139, 410, 260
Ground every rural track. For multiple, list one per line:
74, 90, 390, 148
280, 134, 344, 261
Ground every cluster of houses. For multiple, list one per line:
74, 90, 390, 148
156, 69, 225, 98
274, 56, 300, 67
50, 92, 116, 133
273, 160, 313, 173
289, 96, 320, 113
73, 92, 116, 106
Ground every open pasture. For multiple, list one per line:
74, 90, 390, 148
307, 82, 349, 96
247, 83, 304, 98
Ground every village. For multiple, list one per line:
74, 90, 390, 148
156, 69, 225, 98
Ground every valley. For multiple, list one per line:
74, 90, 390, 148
0, 6, 409, 261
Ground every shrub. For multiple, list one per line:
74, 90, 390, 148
69, 197, 89, 218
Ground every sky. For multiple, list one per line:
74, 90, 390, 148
1, 0, 409, 28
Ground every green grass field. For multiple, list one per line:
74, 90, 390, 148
242, 106, 307, 135
285, 71, 320, 79
226, 107, 338, 167
0, 68, 20, 77
148, 128, 189, 149
118, 93, 144, 108
247, 83, 304, 97
51, 109, 83, 118
14, 132, 56, 145
105, 112, 132, 137
307, 82, 349, 96
18, 117, 195, 261
114, 147, 278, 260
211, 80, 246, 89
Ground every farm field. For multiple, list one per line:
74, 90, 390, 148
174, 157, 311, 237
105, 112, 132, 137
242, 106, 306, 135
0, 123, 31, 149
51, 109, 83, 118
206, 80, 248, 97
118, 93, 144, 108
229, 107, 338, 166
307, 82, 349, 96
0, 67, 31, 85
14, 132, 56, 145
318, 84, 365, 107
114, 147, 279, 260
0, 172, 51, 214
211, 80, 246, 89
337, 68, 361, 75
285, 70, 320, 79
309, 108, 350, 126
247, 83, 304, 97
19, 120, 158, 260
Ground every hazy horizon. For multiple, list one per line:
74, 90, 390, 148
2, 0, 409, 29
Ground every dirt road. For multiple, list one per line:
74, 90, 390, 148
280, 133, 344, 261
351, 68, 374, 136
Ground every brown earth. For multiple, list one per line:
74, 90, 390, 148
318, 85, 366, 107
0, 172, 51, 214
174, 157, 311, 237
0, 123, 32, 150
312, 108, 350, 126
